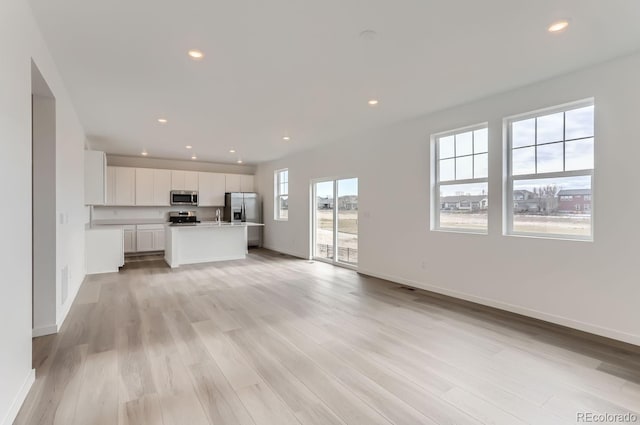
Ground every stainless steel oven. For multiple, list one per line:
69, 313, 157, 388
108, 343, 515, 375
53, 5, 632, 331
170, 190, 199, 206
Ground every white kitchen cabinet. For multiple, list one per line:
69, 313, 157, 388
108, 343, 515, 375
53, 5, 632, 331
123, 225, 136, 253
225, 174, 254, 193
116, 167, 136, 205
171, 170, 198, 191
136, 168, 171, 206
84, 150, 107, 205
135, 168, 154, 205
240, 174, 255, 192
106, 166, 116, 205
185, 171, 198, 191
225, 174, 241, 192
85, 227, 124, 274
136, 229, 155, 252
154, 227, 165, 250
153, 169, 171, 205
136, 224, 165, 252
198, 172, 226, 206
107, 166, 136, 206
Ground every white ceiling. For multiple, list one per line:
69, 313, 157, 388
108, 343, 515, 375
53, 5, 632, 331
30, 0, 640, 165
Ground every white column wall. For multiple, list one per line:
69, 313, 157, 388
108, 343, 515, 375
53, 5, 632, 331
0, 0, 86, 423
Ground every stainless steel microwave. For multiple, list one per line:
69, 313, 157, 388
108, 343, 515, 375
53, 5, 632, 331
170, 190, 198, 206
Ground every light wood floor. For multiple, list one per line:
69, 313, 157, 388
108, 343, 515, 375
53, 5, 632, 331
14, 249, 640, 425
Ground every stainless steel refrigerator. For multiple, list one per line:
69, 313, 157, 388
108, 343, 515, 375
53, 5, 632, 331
224, 192, 262, 247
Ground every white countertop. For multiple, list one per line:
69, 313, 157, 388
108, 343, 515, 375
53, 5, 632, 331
92, 219, 168, 226
168, 221, 264, 229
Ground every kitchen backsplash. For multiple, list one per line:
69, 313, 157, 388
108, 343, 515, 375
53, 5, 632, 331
92, 205, 226, 222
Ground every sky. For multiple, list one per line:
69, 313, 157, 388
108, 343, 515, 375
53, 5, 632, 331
512, 105, 594, 174
315, 178, 358, 198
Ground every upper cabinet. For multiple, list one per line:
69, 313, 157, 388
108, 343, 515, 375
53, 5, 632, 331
171, 170, 198, 191
135, 168, 154, 205
225, 174, 255, 192
241, 174, 255, 192
225, 174, 241, 192
84, 151, 107, 205
135, 168, 171, 206
106, 166, 136, 206
198, 172, 226, 206
102, 166, 254, 206
154, 169, 171, 205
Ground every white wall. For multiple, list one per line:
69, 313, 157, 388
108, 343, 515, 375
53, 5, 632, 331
0, 0, 86, 423
256, 51, 640, 346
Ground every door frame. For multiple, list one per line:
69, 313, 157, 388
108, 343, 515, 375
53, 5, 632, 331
310, 176, 358, 270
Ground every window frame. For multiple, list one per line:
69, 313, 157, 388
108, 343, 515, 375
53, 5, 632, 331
504, 99, 595, 241
431, 122, 490, 234
274, 168, 289, 221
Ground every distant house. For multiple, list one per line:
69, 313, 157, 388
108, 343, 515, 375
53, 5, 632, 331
440, 195, 488, 211
513, 190, 534, 201
557, 189, 591, 213
513, 189, 557, 213
338, 195, 358, 210
317, 196, 334, 209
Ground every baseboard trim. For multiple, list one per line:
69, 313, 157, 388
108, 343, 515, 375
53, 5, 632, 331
32, 324, 58, 338
261, 245, 308, 260
0, 368, 35, 425
358, 268, 640, 348
55, 273, 86, 334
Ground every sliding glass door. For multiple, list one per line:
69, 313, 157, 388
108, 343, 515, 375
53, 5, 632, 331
313, 178, 358, 267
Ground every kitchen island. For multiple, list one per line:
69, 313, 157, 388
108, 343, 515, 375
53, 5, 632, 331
164, 222, 264, 268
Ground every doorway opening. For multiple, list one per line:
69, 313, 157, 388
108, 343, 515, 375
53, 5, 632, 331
31, 60, 57, 336
312, 178, 358, 267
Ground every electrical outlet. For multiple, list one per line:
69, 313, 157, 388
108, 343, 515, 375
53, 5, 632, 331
421, 261, 427, 270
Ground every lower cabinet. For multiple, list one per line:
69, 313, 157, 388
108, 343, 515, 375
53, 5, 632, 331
85, 227, 125, 274
123, 225, 136, 253
135, 224, 165, 252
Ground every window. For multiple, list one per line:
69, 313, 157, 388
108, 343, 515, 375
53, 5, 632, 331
432, 125, 489, 233
274, 169, 288, 220
506, 100, 594, 239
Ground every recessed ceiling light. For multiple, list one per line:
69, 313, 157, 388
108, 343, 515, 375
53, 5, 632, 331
141, 151, 148, 156
283, 136, 291, 141
237, 160, 243, 164
157, 118, 168, 124
548, 20, 569, 33
185, 145, 192, 149
359, 30, 378, 41
368, 99, 379, 106
229, 149, 236, 153
188, 49, 204, 60
191, 155, 197, 160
